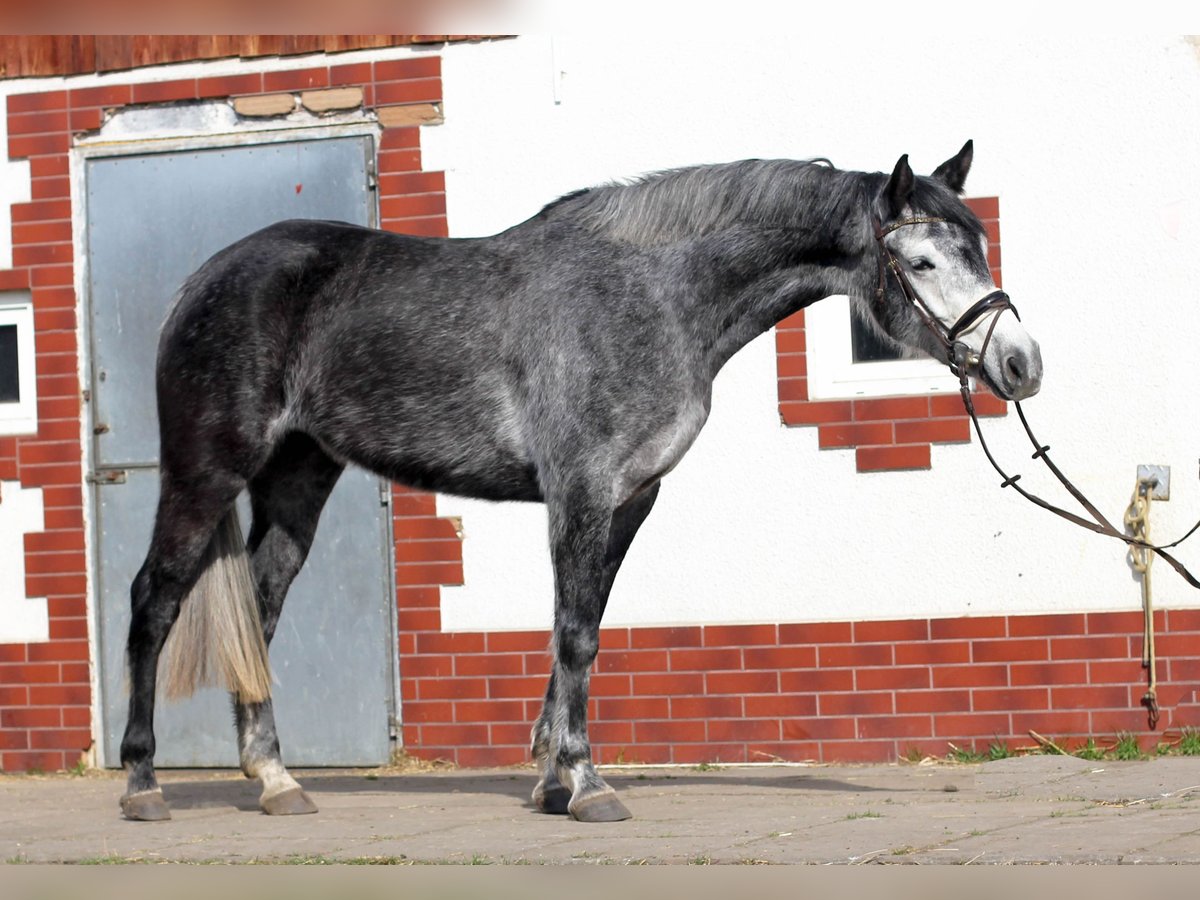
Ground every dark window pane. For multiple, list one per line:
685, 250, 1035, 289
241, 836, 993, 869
850, 312, 901, 364
0, 324, 19, 403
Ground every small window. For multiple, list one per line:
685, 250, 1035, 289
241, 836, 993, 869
0, 294, 38, 436
850, 312, 900, 363
0, 323, 19, 401
805, 294, 960, 399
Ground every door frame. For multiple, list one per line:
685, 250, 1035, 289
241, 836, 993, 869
75, 115, 401, 767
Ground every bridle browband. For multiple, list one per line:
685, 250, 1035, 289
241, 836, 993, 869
873, 214, 1200, 593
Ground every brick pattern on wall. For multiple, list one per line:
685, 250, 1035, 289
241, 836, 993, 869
395, 610, 1200, 766
0, 54, 459, 772
777, 197, 1007, 473
0, 131, 88, 770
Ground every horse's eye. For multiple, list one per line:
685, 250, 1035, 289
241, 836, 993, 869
910, 258, 935, 272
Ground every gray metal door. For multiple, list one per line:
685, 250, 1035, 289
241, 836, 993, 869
87, 136, 396, 766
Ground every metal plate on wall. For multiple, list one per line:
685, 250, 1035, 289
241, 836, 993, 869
86, 136, 395, 766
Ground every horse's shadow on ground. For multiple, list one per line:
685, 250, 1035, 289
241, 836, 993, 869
159, 770, 932, 813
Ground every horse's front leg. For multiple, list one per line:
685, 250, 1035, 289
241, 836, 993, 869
549, 503, 628, 822
534, 484, 662, 822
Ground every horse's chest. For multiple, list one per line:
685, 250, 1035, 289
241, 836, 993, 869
617, 399, 710, 502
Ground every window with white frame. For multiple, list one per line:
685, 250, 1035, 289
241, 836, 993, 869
806, 195, 1000, 401
804, 294, 960, 399
0, 293, 38, 436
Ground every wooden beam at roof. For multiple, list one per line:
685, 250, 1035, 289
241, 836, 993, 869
0, 35, 491, 78
0, 36, 96, 78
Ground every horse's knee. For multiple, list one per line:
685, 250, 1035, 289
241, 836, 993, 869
553, 622, 599, 672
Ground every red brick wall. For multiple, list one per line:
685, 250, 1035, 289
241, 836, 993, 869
777, 197, 1007, 472
392, 605, 1200, 766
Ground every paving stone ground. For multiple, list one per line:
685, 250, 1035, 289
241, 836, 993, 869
2, 755, 1200, 865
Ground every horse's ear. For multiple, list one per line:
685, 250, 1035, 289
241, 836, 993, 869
931, 140, 973, 194
884, 154, 914, 218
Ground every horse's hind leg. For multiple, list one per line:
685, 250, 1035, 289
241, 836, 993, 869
235, 433, 343, 815
120, 472, 245, 821
533, 483, 661, 822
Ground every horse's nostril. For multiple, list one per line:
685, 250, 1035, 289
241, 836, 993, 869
1005, 354, 1025, 385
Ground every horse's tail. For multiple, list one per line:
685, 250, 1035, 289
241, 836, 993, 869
159, 509, 272, 703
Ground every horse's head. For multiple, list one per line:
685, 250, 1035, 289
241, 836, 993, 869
865, 141, 1042, 401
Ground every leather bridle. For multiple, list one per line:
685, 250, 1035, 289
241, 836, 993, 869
873, 214, 1200, 592
873, 215, 1017, 379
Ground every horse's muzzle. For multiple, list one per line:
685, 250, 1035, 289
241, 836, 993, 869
964, 340, 1042, 401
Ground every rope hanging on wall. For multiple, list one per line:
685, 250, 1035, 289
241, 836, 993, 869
1125, 476, 1159, 729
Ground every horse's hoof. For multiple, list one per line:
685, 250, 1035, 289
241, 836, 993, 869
120, 789, 171, 821
569, 791, 632, 823
532, 781, 571, 815
261, 787, 318, 816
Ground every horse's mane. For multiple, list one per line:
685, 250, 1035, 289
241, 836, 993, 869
537, 158, 984, 248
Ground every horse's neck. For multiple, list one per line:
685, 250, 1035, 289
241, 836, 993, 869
681, 223, 869, 375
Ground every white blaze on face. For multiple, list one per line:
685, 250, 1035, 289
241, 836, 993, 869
886, 224, 1042, 400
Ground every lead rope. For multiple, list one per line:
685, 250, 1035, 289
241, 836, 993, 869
1125, 477, 1159, 728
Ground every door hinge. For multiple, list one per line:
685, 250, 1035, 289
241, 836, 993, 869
379, 482, 391, 507
388, 714, 400, 740
367, 156, 377, 191
87, 470, 126, 485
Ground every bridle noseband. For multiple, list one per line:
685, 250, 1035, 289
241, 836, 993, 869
873, 215, 1017, 378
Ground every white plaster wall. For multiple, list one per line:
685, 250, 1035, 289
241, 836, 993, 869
424, 35, 1200, 630
0, 98, 30, 270
0, 482, 47, 642
0, 94, 43, 643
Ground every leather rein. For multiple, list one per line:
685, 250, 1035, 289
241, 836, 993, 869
874, 215, 1200, 590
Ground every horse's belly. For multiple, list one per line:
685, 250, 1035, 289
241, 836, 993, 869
386, 442, 543, 503
312, 410, 542, 503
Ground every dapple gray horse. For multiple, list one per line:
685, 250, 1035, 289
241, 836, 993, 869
119, 141, 1042, 822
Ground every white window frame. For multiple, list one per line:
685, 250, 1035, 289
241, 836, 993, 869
805, 294, 961, 399
0, 293, 37, 436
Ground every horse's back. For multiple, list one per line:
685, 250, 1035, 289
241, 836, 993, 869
154, 216, 701, 503
155, 219, 542, 498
